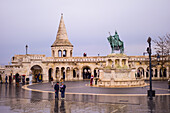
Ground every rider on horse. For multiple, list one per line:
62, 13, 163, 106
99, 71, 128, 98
107, 31, 124, 53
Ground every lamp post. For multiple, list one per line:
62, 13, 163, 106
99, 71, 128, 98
147, 37, 155, 100
26, 45, 28, 55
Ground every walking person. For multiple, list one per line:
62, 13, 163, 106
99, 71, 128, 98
54, 82, 60, 99
90, 75, 94, 86
168, 79, 170, 91
60, 83, 66, 99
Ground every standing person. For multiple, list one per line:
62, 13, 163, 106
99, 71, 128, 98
51, 76, 54, 87
15, 73, 19, 86
60, 83, 66, 99
90, 75, 94, 86
5, 74, 8, 84
39, 74, 42, 82
54, 82, 60, 99
168, 79, 170, 91
9, 75, 12, 84
0, 74, 2, 84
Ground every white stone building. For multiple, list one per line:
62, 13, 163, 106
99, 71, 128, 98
4, 14, 170, 83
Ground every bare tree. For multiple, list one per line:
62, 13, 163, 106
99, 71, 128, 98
153, 34, 170, 55
153, 34, 170, 78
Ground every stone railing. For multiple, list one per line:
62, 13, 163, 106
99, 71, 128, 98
43, 57, 106, 63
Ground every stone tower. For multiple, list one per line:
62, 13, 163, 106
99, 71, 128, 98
51, 14, 73, 57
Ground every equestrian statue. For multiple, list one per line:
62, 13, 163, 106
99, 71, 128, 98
107, 31, 124, 53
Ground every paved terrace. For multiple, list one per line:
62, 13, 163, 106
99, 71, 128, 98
0, 81, 170, 113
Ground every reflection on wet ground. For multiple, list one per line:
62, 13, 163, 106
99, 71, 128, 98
0, 82, 170, 113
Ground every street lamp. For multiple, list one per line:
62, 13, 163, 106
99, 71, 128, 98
26, 45, 28, 55
147, 37, 155, 100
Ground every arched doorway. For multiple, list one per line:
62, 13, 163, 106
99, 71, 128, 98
94, 68, 99, 77
55, 67, 59, 81
66, 67, 70, 80
137, 67, 144, 78
83, 66, 91, 79
58, 50, 62, 57
146, 67, 153, 78
63, 50, 67, 57
73, 68, 79, 79
48, 68, 53, 82
160, 67, 167, 77
31, 65, 43, 83
61, 67, 65, 80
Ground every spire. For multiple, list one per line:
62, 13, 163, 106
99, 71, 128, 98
51, 14, 73, 47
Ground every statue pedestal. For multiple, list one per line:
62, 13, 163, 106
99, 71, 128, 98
98, 55, 147, 88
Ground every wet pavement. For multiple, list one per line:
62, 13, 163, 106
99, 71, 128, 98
0, 81, 170, 113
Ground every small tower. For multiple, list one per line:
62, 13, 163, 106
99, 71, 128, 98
51, 14, 73, 57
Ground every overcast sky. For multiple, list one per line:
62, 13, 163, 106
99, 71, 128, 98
0, 0, 170, 65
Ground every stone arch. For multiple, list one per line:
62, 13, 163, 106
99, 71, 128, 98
73, 67, 79, 78
108, 59, 112, 67
61, 67, 65, 80
160, 67, 167, 77
63, 50, 67, 57
82, 66, 91, 79
66, 67, 70, 80
94, 68, 99, 77
115, 59, 120, 67
48, 68, 53, 82
137, 67, 144, 78
30, 65, 43, 83
58, 50, 62, 57
55, 67, 59, 80
122, 59, 126, 66
146, 66, 153, 78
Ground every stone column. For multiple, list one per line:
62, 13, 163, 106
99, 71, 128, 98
99, 70, 104, 80
119, 59, 122, 67
67, 49, 70, 57
166, 66, 169, 79
61, 50, 63, 57
59, 68, 62, 80
91, 68, 94, 76
106, 59, 108, 67
70, 68, 73, 80
144, 68, 147, 79
79, 69, 83, 80
126, 59, 129, 68
113, 59, 115, 68
157, 67, 160, 79
56, 49, 58, 57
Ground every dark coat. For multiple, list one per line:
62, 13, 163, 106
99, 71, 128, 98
54, 84, 59, 91
60, 84, 66, 92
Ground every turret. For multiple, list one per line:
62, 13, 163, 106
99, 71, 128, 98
51, 14, 73, 57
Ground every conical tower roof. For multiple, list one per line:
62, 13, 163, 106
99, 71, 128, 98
51, 14, 73, 47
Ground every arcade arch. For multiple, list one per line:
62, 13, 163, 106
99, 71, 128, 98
73, 67, 79, 78
63, 50, 67, 57
160, 67, 167, 77
58, 50, 62, 57
137, 67, 144, 78
82, 66, 91, 79
30, 65, 43, 82
48, 68, 53, 82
